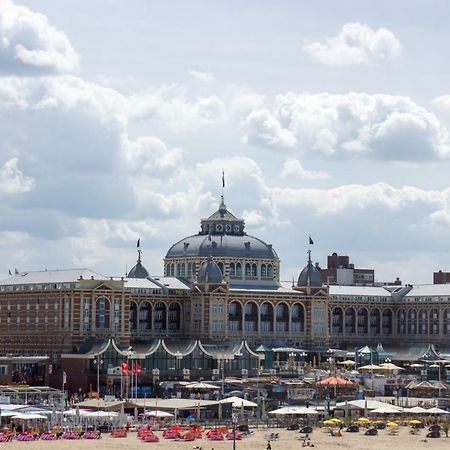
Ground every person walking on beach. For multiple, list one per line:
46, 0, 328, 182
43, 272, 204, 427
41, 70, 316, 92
267, 440, 272, 450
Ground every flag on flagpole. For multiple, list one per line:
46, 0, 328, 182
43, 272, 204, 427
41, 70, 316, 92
63, 371, 67, 385
222, 170, 225, 188
137, 238, 140, 248
309, 236, 314, 245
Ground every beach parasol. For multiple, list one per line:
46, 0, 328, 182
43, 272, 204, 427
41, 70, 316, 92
358, 364, 383, 371
387, 421, 398, 427
409, 419, 422, 425
356, 417, 371, 423
338, 360, 356, 366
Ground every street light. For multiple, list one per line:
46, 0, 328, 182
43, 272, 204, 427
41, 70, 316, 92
385, 357, 392, 378
93, 354, 104, 410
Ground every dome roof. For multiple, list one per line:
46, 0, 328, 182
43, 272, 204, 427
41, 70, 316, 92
128, 250, 149, 279
166, 233, 278, 259
197, 256, 223, 284
165, 197, 278, 262
297, 252, 322, 287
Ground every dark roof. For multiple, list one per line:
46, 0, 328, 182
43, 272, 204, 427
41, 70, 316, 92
297, 261, 322, 287
166, 233, 278, 259
128, 261, 149, 279
197, 256, 223, 284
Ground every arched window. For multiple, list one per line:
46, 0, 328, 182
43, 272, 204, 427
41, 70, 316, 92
180, 263, 186, 277
267, 264, 273, 277
229, 263, 236, 276
176, 264, 181, 277
251, 264, 257, 277
187, 263, 193, 276
171, 264, 175, 276
261, 264, 267, 277
95, 297, 110, 330
217, 262, 224, 275
245, 263, 251, 276
236, 263, 242, 277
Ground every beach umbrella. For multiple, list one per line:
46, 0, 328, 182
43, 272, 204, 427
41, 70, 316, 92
338, 360, 356, 366
410, 363, 423, 368
379, 363, 405, 372
369, 406, 403, 415
387, 421, 398, 427
356, 417, 371, 423
323, 419, 337, 426
0, 411, 17, 417
358, 364, 383, 371
409, 419, 422, 425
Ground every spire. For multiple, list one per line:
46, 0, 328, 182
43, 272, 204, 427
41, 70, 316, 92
137, 238, 142, 263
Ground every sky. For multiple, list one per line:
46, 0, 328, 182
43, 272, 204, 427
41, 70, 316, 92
1, 0, 450, 283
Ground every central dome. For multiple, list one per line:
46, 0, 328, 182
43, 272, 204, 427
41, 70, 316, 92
164, 196, 280, 285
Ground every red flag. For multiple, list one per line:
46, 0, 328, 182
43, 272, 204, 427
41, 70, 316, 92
136, 362, 142, 374
121, 362, 128, 375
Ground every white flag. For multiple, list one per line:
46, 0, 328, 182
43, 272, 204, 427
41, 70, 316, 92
63, 371, 67, 385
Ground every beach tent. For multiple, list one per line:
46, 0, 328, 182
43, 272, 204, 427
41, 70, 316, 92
369, 406, 403, 415
317, 375, 354, 385
407, 406, 428, 414
144, 410, 174, 418
426, 407, 450, 414
12, 413, 48, 420
184, 382, 219, 390
268, 406, 318, 416
219, 396, 257, 408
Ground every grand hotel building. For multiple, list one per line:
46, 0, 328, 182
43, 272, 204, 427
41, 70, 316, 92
0, 196, 449, 393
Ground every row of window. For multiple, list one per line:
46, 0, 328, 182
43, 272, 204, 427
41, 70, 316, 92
165, 262, 275, 279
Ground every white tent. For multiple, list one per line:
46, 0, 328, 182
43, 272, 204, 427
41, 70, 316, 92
369, 406, 403, 415
144, 410, 174, 418
406, 406, 428, 414
63, 408, 91, 417
268, 406, 318, 416
0, 411, 18, 417
12, 413, 48, 420
185, 382, 219, 390
84, 411, 119, 418
219, 396, 257, 408
426, 407, 450, 414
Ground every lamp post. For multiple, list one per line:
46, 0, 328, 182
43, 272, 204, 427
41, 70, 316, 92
327, 349, 336, 398
93, 354, 104, 411
385, 357, 392, 378
125, 347, 134, 401
232, 413, 238, 450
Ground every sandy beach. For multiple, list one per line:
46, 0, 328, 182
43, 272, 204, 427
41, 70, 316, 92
1, 428, 449, 450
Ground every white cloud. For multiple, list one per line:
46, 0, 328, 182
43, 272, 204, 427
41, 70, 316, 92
270, 183, 443, 217
241, 108, 297, 149
240, 92, 450, 161
0, 158, 34, 194
0, 0, 79, 74
130, 86, 228, 131
122, 135, 184, 174
189, 70, 215, 83
281, 159, 330, 180
303, 22, 402, 66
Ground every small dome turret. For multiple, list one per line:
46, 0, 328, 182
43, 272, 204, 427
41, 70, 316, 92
197, 256, 223, 284
297, 250, 322, 287
128, 244, 149, 279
